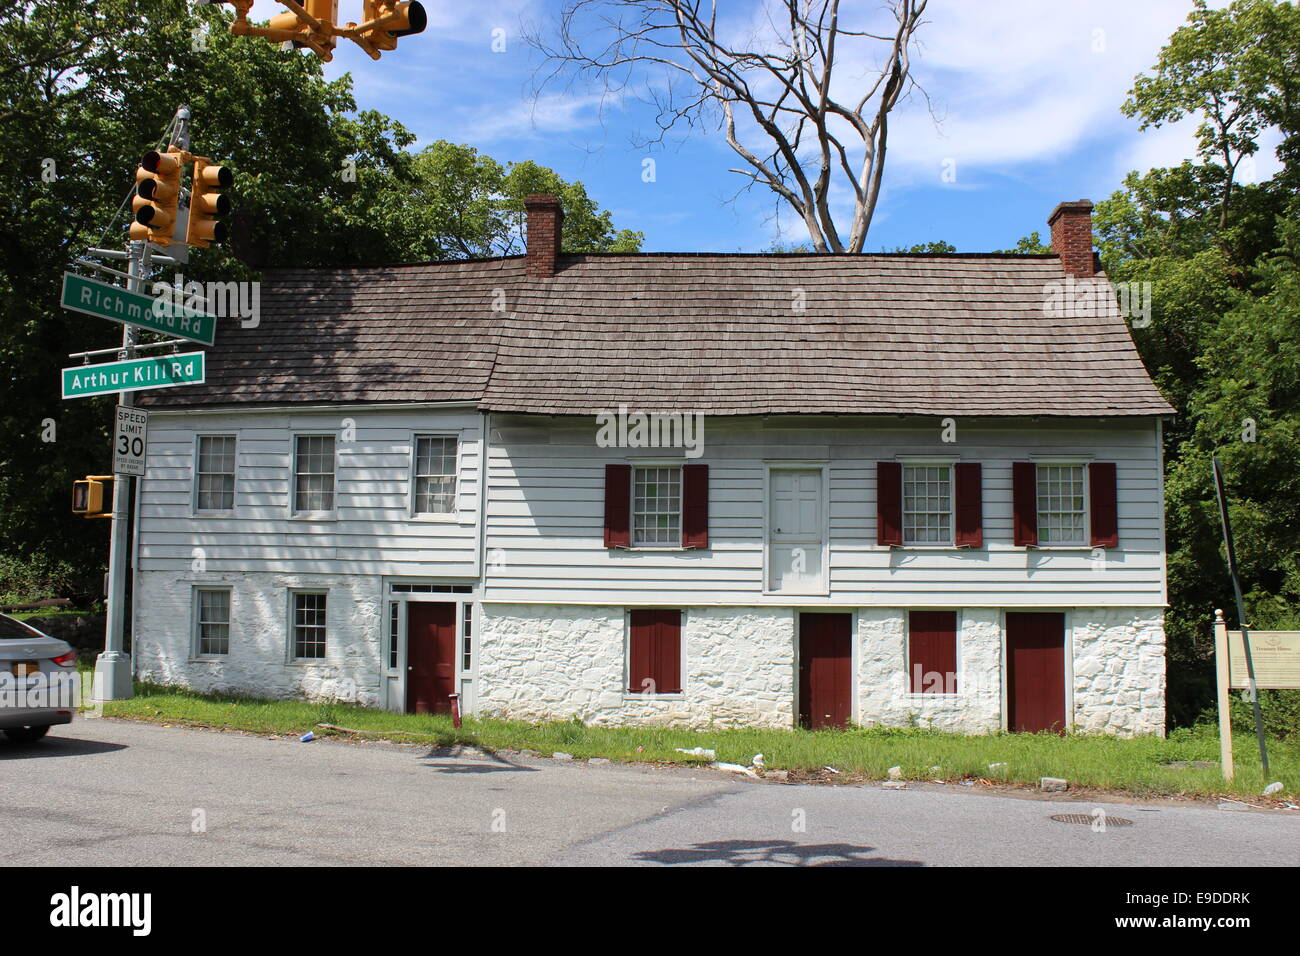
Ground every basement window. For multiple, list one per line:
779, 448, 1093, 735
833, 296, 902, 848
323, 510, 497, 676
194, 588, 231, 657
291, 591, 327, 660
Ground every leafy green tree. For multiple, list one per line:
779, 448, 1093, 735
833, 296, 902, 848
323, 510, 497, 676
1105, 0, 1300, 726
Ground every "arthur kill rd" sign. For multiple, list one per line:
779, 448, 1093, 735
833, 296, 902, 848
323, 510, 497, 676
62, 352, 205, 400
61, 271, 215, 346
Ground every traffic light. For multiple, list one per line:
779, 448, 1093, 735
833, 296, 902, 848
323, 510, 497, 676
186, 158, 234, 247
132, 148, 183, 245
354, 1, 426, 58
72, 476, 114, 518
267, 0, 339, 58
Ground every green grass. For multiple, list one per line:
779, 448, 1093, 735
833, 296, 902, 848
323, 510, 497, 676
7, 608, 93, 622
103, 681, 1300, 802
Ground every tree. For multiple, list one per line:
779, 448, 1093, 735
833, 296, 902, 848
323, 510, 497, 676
1103, 0, 1300, 726
1124, 0, 1300, 228
0, 0, 639, 598
532, 0, 929, 253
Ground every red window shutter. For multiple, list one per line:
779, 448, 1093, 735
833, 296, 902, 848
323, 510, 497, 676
655, 610, 682, 694
877, 461, 902, 546
682, 464, 709, 549
1012, 462, 1038, 547
628, 609, 681, 694
954, 462, 983, 547
1089, 461, 1118, 548
908, 610, 958, 694
603, 464, 631, 548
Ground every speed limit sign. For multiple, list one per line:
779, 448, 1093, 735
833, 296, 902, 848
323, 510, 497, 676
113, 405, 149, 477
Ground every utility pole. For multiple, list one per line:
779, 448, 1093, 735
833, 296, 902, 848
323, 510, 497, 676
94, 106, 191, 702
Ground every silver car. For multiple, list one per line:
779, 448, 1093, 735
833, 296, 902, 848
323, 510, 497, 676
0, 613, 78, 743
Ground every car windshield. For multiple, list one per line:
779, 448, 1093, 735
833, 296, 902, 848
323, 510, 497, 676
0, 615, 41, 640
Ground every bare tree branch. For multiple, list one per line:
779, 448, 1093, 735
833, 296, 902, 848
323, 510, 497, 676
526, 0, 929, 252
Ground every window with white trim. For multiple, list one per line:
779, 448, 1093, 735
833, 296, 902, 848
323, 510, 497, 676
195, 588, 230, 656
196, 436, 236, 511
1037, 464, 1086, 544
293, 435, 336, 513
413, 435, 457, 515
632, 466, 681, 546
902, 464, 952, 544
292, 591, 327, 660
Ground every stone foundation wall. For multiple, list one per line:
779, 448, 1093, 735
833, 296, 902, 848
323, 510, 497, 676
133, 570, 383, 706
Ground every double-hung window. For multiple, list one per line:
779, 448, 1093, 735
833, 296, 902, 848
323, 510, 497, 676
902, 464, 952, 545
1036, 464, 1086, 545
292, 591, 327, 660
194, 588, 231, 657
632, 466, 681, 547
196, 436, 236, 511
413, 435, 457, 515
293, 435, 336, 514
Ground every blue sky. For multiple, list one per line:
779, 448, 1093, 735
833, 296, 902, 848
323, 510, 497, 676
306, 0, 1277, 254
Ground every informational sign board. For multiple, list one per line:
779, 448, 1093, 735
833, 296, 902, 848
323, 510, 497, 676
1227, 630, 1300, 690
1214, 614, 1300, 779
62, 352, 205, 399
61, 272, 215, 346
112, 406, 149, 477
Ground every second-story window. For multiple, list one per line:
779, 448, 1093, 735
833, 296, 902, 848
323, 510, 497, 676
196, 435, 236, 511
902, 464, 952, 544
413, 435, 457, 515
633, 466, 681, 546
293, 435, 336, 514
1037, 464, 1086, 544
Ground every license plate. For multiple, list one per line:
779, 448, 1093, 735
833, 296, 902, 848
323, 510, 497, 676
11, 661, 40, 677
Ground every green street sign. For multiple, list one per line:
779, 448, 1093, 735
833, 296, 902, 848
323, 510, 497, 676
61, 272, 216, 346
62, 352, 205, 400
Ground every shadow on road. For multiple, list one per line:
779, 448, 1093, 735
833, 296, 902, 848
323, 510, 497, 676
418, 748, 539, 774
0, 735, 126, 760
420, 760, 540, 774
633, 839, 924, 867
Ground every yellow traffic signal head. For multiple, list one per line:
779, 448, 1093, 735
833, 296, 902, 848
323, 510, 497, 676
354, 1, 426, 57
72, 477, 113, 517
134, 148, 184, 244
186, 158, 234, 247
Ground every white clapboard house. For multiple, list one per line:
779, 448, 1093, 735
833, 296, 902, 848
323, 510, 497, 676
134, 195, 1173, 735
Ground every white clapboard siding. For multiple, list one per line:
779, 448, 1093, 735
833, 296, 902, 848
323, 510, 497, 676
482, 413, 1167, 607
138, 406, 483, 578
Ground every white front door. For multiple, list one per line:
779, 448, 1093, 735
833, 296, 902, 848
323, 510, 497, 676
768, 468, 824, 592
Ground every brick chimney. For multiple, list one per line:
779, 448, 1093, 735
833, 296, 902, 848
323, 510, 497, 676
524, 194, 564, 278
1048, 199, 1097, 278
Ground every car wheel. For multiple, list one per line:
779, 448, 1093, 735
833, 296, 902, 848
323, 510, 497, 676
4, 725, 51, 743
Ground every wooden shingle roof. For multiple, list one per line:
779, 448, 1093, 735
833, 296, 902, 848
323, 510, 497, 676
141, 252, 1174, 417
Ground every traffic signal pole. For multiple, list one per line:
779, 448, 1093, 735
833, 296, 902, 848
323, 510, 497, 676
94, 242, 146, 701
94, 106, 191, 702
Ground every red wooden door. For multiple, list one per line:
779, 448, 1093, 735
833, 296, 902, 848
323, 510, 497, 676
406, 602, 457, 714
1006, 612, 1066, 733
799, 613, 852, 729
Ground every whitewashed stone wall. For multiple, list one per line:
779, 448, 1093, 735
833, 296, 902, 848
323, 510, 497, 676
133, 570, 383, 706
856, 608, 1005, 734
1071, 607, 1166, 736
476, 604, 795, 728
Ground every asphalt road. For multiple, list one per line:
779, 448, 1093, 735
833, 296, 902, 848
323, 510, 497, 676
2, 719, 1296, 867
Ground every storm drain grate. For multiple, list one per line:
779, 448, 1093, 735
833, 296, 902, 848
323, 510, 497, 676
1050, 812, 1134, 827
